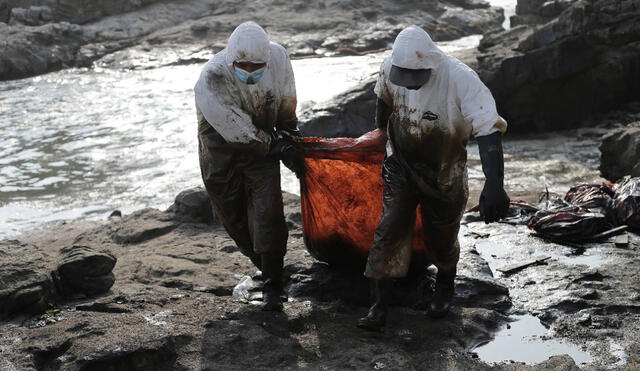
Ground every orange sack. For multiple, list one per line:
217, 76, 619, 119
295, 129, 432, 270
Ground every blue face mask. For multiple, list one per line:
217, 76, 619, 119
234, 67, 266, 84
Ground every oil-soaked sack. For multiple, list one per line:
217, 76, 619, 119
294, 129, 428, 268
613, 176, 640, 231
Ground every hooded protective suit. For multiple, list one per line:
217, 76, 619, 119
365, 25, 507, 279
194, 22, 297, 266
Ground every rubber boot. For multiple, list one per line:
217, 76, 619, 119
357, 279, 392, 332
427, 268, 455, 318
261, 252, 284, 312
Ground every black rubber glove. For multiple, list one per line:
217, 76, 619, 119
477, 132, 510, 223
269, 130, 304, 178
276, 120, 302, 137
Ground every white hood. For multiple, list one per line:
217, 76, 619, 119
225, 21, 271, 65
391, 25, 444, 70
194, 22, 297, 155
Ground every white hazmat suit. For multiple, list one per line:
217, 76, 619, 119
365, 25, 507, 279
193, 23, 297, 307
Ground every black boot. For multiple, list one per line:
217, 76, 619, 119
261, 252, 284, 312
357, 279, 392, 332
427, 269, 455, 318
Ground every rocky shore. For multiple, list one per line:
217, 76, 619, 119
1, 186, 638, 370
2, 0, 640, 369
0, 0, 505, 80
476, 0, 640, 133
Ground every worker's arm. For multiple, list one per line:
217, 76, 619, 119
276, 47, 301, 137
194, 66, 272, 156
374, 60, 394, 131
477, 132, 510, 223
453, 66, 509, 223
375, 98, 392, 130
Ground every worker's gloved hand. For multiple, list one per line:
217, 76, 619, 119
477, 132, 510, 223
277, 121, 302, 137
269, 130, 304, 178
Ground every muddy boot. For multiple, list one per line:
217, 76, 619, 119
261, 252, 284, 312
427, 269, 455, 318
357, 279, 392, 332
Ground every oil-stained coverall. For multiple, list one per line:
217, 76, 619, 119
193, 22, 298, 311
358, 25, 509, 330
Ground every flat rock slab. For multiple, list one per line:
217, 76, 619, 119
108, 208, 178, 244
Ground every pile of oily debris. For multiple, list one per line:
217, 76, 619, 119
469, 176, 640, 246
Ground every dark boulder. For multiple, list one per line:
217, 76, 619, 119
299, 79, 376, 138
166, 186, 216, 224
2, 0, 164, 25
0, 22, 87, 81
0, 240, 55, 318
511, 0, 578, 26
54, 245, 117, 297
8, 5, 52, 26
476, 0, 640, 133
599, 122, 640, 182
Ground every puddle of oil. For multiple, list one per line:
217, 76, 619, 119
474, 314, 593, 365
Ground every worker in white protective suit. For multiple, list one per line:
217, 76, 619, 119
357, 25, 510, 331
194, 21, 302, 312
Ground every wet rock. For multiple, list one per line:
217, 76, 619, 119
166, 186, 216, 224
600, 123, 640, 182
76, 301, 132, 313
286, 262, 370, 306
439, 6, 505, 36
477, 0, 640, 133
454, 275, 511, 312
299, 79, 376, 138
449, 0, 491, 9
54, 245, 117, 297
202, 318, 310, 369
573, 269, 606, 283
572, 288, 599, 300
510, 0, 578, 26
1, 0, 505, 80
503, 355, 581, 370
0, 22, 87, 81
74, 337, 183, 371
4, 0, 165, 25
8, 6, 53, 26
0, 1, 214, 80
0, 240, 55, 318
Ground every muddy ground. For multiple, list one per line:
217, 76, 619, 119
1, 183, 638, 370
